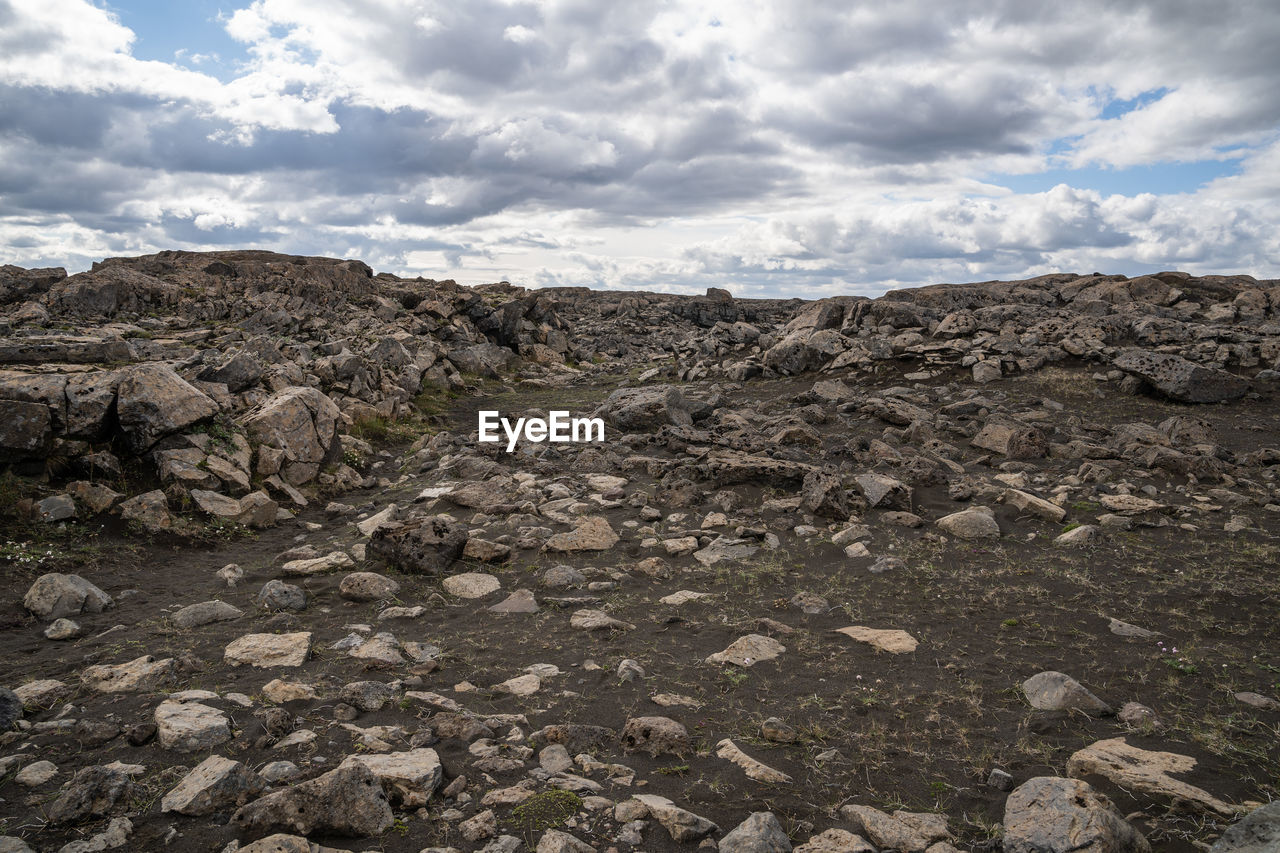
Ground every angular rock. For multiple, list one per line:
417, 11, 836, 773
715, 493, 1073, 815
1210, 801, 1280, 853
155, 700, 231, 752
232, 762, 394, 837
936, 507, 1000, 539
115, 364, 217, 453
339, 748, 442, 807
442, 572, 501, 599
161, 755, 266, 815
719, 812, 792, 853
23, 573, 113, 621
706, 634, 785, 667
544, 516, 619, 552
1114, 348, 1248, 403
225, 632, 311, 668
81, 656, 176, 693
1066, 738, 1235, 816
46, 766, 134, 825
632, 794, 718, 843
369, 514, 469, 573
621, 716, 690, 756
715, 739, 792, 783
836, 626, 918, 654
172, 600, 243, 629
1003, 776, 1150, 853
1022, 671, 1112, 715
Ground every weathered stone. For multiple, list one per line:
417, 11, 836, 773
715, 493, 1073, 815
231, 762, 394, 837
719, 812, 793, 853
171, 600, 243, 629
544, 516, 619, 552
836, 626, 918, 654
224, 632, 311, 668
1003, 776, 1150, 853
369, 514, 469, 573
715, 739, 792, 783
154, 700, 231, 752
631, 794, 718, 843
936, 507, 1000, 539
115, 364, 217, 453
621, 716, 689, 756
339, 572, 401, 602
257, 580, 308, 612
119, 490, 171, 531
23, 573, 113, 620
442, 572, 501, 599
706, 634, 785, 667
595, 385, 693, 431
1022, 671, 1112, 715
1066, 738, 1235, 816
339, 748, 442, 807
161, 755, 266, 815
46, 766, 133, 825
1114, 348, 1248, 403
81, 656, 176, 693
1210, 801, 1280, 853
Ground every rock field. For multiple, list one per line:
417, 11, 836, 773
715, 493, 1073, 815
0, 251, 1278, 852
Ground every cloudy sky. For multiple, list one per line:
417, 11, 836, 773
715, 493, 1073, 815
1, 0, 1278, 297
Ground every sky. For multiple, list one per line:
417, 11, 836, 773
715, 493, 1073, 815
1, 1, 1278, 298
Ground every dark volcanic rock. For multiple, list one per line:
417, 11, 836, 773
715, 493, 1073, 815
1113, 348, 1248, 403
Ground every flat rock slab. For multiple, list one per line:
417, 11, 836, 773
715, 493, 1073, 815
836, 626, 919, 654
715, 739, 792, 783
936, 507, 1000, 539
339, 748, 442, 808
1003, 776, 1150, 853
488, 588, 539, 613
1067, 737, 1236, 817
81, 656, 176, 693
544, 516, 619, 552
224, 633, 311, 668
172, 600, 243, 629
706, 634, 785, 667
154, 701, 231, 752
442, 573, 501, 599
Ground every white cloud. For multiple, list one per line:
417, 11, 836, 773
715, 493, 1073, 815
0, 0, 1277, 291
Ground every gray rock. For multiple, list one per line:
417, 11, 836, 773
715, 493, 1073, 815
154, 700, 231, 752
46, 766, 134, 825
536, 830, 594, 853
44, 618, 82, 640
23, 573, 113, 621
719, 812, 792, 853
338, 572, 401, 602
37, 494, 76, 522
115, 363, 218, 453
1210, 800, 1280, 853
161, 755, 266, 815
172, 600, 243, 628
621, 716, 690, 757
232, 762, 394, 837
368, 514, 469, 574
257, 579, 307, 612
0, 688, 22, 729
1003, 776, 1149, 853
595, 384, 693, 431
1113, 348, 1248, 403
1022, 671, 1112, 716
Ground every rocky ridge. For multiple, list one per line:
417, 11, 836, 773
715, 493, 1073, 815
0, 252, 1278, 853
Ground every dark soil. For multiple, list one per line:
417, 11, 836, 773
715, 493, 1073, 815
2, 362, 1278, 852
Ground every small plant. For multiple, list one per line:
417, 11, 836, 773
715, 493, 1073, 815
1157, 641, 1197, 675
720, 668, 748, 689
1060, 522, 1081, 534
1001, 618, 1019, 628
656, 763, 691, 776
511, 789, 583, 833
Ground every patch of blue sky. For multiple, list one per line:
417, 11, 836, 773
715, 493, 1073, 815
104, 0, 250, 79
991, 159, 1241, 197
1099, 86, 1171, 119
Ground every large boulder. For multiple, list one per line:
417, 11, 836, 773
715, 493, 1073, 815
116, 364, 218, 453
595, 385, 693, 432
1211, 801, 1280, 853
1113, 349, 1248, 403
369, 515, 469, 573
231, 761, 394, 838
0, 399, 52, 460
23, 573, 113, 621
1003, 776, 1149, 853
241, 386, 342, 485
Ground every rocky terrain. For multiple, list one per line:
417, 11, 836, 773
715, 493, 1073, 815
0, 250, 1278, 853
